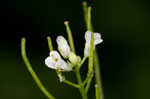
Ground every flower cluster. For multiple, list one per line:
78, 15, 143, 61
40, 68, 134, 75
45, 31, 103, 71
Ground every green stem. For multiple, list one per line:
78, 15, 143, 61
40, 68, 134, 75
87, 7, 92, 31
95, 84, 100, 99
64, 20, 88, 99
82, 2, 104, 99
85, 31, 94, 93
83, 71, 93, 85
75, 67, 88, 99
88, 32, 94, 73
21, 38, 55, 99
82, 1, 88, 25
85, 73, 93, 93
63, 79, 80, 88
65, 20, 87, 99
64, 21, 76, 53
79, 56, 88, 68
47, 36, 53, 51
94, 51, 104, 99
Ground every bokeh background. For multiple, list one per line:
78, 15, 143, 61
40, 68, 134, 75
0, 0, 150, 99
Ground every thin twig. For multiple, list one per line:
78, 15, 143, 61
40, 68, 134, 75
47, 36, 53, 52
63, 79, 80, 88
21, 38, 55, 99
64, 21, 76, 53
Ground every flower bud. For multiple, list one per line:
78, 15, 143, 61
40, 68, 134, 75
68, 52, 81, 65
56, 36, 71, 58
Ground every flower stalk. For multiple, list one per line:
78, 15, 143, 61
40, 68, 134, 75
79, 56, 88, 68
95, 84, 100, 99
87, 6, 93, 31
94, 51, 104, 99
65, 21, 88, 99
64, 21, 76, 53
47, 37, 53, 51
85, 32, 94, 93
75, 67, 88, 99
82, 1, 104, 99
63, 79, 80, 88
82, 1, 88, 24
21, 38, 55, 99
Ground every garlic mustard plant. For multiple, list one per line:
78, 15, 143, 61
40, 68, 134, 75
21, 1, 104, 99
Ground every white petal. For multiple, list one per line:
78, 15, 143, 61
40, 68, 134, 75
65, 62, 73, 71
45, 50, 72, 71
85, 31, 103, 45
84, 43, 90, 56
56, 36, 71, 58
94, 33, 103, 45
55, 59, 72, 71
45, 56, 57, 69
50, 51, 61, 60
85, 31, 91, 41
84, 31, 103, 56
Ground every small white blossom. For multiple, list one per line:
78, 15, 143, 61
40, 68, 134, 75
56, 36, 71, 58
68, 52, 81, 65
45, 51, 72, 71
84, 31, 103, 56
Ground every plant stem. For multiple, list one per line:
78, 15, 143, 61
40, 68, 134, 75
83, 71, 93, 86
82, 1, 88, 24
64, 21, 76, 53
82, 1, 104, 99
95, 84, 100, 99
87, 6, 92, 31
63, 79, 80, 88
21, 38, 55, 99
47, 36, 53, 51
79, 56, 88, 68
85, 31, 94, 93
75, 67, 88, 99
94, 51, 104, 99
85, 73, 93, 93
88, 32, 94, 73
65, 20, 87, 99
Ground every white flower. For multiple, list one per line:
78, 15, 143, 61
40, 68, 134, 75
84, 31, 103, 56
45, 51, 72, 71
56, 36, 71, 58
68, 52, 81, 65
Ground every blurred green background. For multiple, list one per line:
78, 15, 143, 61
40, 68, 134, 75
0, 0, 150, 99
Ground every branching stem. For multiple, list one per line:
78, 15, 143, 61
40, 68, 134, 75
63, 79, 80, 88
82, 1, 104, 99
